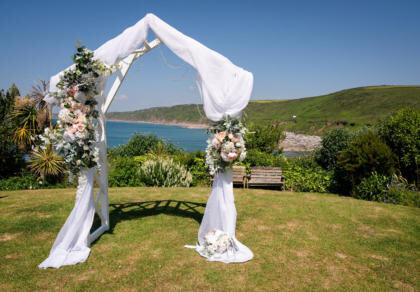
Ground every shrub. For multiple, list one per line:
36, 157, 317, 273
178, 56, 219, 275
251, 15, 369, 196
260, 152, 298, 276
244, 123, 285, 153
334, 130, 396, 195
283, 164, 332, 193
379, 174, 419, 207
354, 172, 390, 201
108, 156, 143, 187
0, 173, 38, 190
316, 128, 353, 170
188, 156, 212, 186
139, 158, 192, 187
286, 152, 319, 170
377, 107, 420, 186
109, 133, 182, 157
0, 171, 71, 190
171, 151, 211, 186
244, 149, 287, 168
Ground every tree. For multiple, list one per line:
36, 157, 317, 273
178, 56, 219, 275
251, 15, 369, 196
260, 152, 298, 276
316, 128, 354, 170
244, 123, 285, 153
377, 107, 420, 186
334, 130, 396, 195
0, 85, 25, 178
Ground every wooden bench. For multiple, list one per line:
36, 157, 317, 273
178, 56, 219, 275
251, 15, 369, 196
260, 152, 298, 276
247, 166, 285, 189
232, 166, 248, 188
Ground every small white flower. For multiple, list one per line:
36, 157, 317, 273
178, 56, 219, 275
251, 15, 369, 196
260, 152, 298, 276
58, 108, 73, 123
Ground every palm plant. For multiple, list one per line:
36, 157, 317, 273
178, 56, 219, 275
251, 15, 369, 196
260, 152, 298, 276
27, 79, 66, 180
29, 147, 65, 179
11, 96, 39, 150
30, 79, 52, 129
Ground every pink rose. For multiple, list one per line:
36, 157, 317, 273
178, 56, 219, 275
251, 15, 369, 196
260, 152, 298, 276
227, 152, 238, 161
216, 131, 227, 142
212, 138, 221, 149
77, 124, 85, 131
68, 84, 78, 97
73, 118, 79, 124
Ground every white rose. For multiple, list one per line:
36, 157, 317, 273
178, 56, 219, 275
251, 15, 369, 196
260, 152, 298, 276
74, 90, 88, 101
58, 108, 73, 123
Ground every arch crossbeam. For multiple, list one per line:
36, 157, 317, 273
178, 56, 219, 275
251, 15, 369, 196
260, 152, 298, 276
102, 38, 162, 113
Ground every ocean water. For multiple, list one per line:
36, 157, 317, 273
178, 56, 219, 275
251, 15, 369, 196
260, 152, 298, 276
106, 121, 208, 152
106, 120, 303, 157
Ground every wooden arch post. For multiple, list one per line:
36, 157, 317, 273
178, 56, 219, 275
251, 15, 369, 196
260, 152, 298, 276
88, 39, 162, 244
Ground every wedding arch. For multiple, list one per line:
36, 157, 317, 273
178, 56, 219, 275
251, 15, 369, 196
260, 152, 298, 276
39, 13, 253, 268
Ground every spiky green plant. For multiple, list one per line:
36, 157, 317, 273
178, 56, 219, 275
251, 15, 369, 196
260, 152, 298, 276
11, 96, 39, 150
29, 147, 65, 179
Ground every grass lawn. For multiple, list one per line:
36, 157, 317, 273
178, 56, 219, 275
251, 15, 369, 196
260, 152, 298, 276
0, 187, 419, 291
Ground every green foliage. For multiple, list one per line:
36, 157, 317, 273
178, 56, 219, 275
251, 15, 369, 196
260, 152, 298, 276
0, 85, 26, 178
108, 156, 143, 187
244, 123, 285, 153
0, 171, 70, 191
283, 155, 332, 193
171, 151, 212, 186
109, 133, 182, 157
286, 152, 320, 169
379, 175, 419, 207
354, 172, 390, 201
244, 149, 287, 167
334, 130, 396, 195
139, 158, 192, 187
0, 173, 38, 191
377, 107, 420, 185
189, 156, 212, 186
316, 128, 354, 170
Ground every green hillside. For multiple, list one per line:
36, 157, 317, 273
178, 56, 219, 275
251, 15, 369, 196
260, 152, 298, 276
106, 85, 420, 135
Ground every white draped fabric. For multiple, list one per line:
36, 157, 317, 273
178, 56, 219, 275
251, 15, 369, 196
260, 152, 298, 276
40, 13, 253, 268
194, 169, 253, 263
39, 169, 95, 268
47, 13, 253, 122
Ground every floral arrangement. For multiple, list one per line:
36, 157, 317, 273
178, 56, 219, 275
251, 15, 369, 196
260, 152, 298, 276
40, 44, 113, 175
205, 115, 247, 175
199, 229, 237, 257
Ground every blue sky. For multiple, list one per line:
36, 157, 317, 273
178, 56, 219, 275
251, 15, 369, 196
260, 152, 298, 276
1, 0, 419, 112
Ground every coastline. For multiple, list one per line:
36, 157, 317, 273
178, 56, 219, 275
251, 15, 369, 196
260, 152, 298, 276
280, 132, 322, 152
108, 119, 322, 153
107, 119, 208, 129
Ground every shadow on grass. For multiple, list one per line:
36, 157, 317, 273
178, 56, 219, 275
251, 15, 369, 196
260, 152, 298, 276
91, 200, 206, 240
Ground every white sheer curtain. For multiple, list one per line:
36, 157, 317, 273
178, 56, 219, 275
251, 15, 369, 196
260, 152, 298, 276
39, 169, 95, 268
40, 13, 253, 268
193, 169, 253, 262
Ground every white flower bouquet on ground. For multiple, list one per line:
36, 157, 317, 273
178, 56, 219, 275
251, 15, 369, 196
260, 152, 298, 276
198, 229, 238, 257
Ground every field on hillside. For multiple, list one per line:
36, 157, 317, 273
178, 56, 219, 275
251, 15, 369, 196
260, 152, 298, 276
1, 187, 419, 291
106, 85, 420, 135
